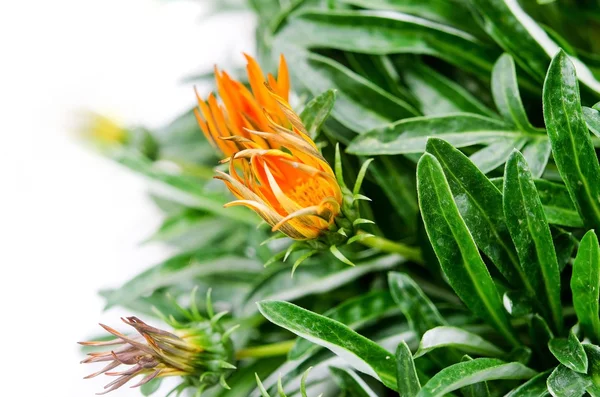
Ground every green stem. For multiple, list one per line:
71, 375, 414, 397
357, 231, 424, 264
236, 340, 295, 359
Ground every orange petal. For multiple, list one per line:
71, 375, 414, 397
277, 54, 290, 102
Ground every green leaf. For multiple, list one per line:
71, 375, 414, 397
491, 54, 539, 134
548, 330, 588, 374
503, 150, 563, 333
543, 50, 600, 231
396, 341, 421, 397
469, 137, 528, 174
248, 0, 280, 22
103, 250, 261, 309
546, 365, 591, 397
460, 355, 491, 397
289, 290, 398, 360
425, 138, 523, 287
505, 370, 551, 397
533, 180, 584, 228
554, 229, 576, 272
369, 157, 418, 232
507, 346, 532, 365
417, 358, 537, 397
521, 139, 552, 179
140, 378, 162, 396
243, 254, 404, 315
471, 0, 600, 94
503, 290, 534, 317
529, 315, 555, 363
210, 357, 285, 397
402, 61, 497, 117
111, 150, 254, 225
146, 211, 235, 251
286, 51, 418, 134
276, 9, 500, 76
388, 272, 445, 337
259, 328, 416, 394
417, 153, 519, 346
348, 113, 525, 155
571, 230, 600, 343
583, 106, 600, 138
338, 0, 479, 33
330, 366, 379, 397
255, 372, 271, 397
344, 53, 418, 105
584, 344, 600, 391
490, 178, 583, 227
414, 326, 505, 359
300, 89, 336, 139
257, 300, 397, 390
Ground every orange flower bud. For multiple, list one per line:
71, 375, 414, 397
195, 55, 342, 240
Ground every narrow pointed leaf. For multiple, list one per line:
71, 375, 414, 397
369, 157, 419, 231
505, 370, 551, 397
584, 345, 600, 392
471, 0, 600, 94
396, 341, 421, 397
403, 61, 496, 117
548, 330, 588, 374
503, 150, 563, 333
348, 114, 520, 155
529, 315, 555, 364
330, 366, 378, 397
417, 358, 536, 397
492, 54, 538, 134
583, 106, 600, 138
286, 51, 418, 134
571, 230, 600, 343
414, 326, 505, 358
521, 139, 552, 179
103, 250, 261, 309
547, 365, 591, 397
417, 153, 519, 346
469, 137, 527, 174
300, 89, 336, 139
257, 300, 397, 390
244, 254, 404, 315
425, 138, 523, 288
490, 178, 583, 227
339, 0, 479, 33
543, 50, 600, 230
388, 272, 445, 337
289, 290, 398, 360
554, 229, 576, 272
533, 180, 583, 228
113, 150, 254, 225
140, 378, 162, 396
461, 355, 491, 397
276, 9, 500, 76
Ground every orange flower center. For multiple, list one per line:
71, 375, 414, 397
287, 177, 329, 208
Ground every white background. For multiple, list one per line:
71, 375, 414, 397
1, 1, 253, 395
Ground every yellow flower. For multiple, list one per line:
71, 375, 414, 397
77, 112, 128, 145
195, 55, 343, 240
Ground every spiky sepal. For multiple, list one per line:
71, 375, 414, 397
263, 148, 376, 270
80, 289, 236, 395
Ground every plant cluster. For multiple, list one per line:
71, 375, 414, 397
80, 0, 600, 396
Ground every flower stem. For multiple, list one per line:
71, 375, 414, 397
235, 340, 295, 359
357, 231, 424, 264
